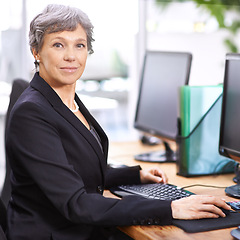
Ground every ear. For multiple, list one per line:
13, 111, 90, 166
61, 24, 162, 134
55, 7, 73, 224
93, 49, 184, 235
32, 48, 40, 61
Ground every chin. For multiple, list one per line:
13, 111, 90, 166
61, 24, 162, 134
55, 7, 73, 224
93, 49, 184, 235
60, 73, 81, 83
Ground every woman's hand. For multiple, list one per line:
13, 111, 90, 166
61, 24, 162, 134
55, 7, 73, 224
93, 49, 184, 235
140, 168, 168, 184
171, 195, 231, 220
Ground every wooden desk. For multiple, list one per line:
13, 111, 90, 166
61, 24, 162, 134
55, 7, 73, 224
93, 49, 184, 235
106, 141, 237, 240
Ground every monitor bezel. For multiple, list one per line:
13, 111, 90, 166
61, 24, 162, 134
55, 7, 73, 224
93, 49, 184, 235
134, 50, 192, 141
219, 53, 240, 161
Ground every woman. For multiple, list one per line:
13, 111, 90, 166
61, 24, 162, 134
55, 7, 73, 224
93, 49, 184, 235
5, 4, 230, 240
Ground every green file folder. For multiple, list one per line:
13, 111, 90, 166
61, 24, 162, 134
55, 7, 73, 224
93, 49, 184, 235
180, 85, 223, 137
177, 85, 236, 176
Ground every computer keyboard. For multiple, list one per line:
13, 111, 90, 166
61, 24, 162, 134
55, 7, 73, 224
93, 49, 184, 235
110, 183, 194, 200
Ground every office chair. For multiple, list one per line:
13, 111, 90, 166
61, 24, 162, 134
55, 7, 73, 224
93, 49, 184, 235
1, 79, 29, 208
0, 197, 7, 240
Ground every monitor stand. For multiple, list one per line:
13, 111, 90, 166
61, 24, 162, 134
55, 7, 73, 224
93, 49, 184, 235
225, 163, 240, 198
233, 163, 240, 183
134, 141, 177, 163
226, 164, 240, 198
225, 185, 240, 198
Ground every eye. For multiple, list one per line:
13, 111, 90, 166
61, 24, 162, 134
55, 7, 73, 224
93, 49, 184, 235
53, 42, 63, 48
77, 43, 85, 48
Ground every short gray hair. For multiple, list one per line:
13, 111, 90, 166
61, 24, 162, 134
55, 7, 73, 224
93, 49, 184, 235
29, 4, 94, 55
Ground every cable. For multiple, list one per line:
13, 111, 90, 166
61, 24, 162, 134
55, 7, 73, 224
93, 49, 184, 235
180, 184, 227, 190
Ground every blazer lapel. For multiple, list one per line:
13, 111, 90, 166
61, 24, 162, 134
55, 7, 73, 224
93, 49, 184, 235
75, 94, 109, 159
30, 73, 108, 177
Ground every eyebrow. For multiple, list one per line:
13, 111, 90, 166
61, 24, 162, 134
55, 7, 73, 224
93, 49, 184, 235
51, 36, 87, 42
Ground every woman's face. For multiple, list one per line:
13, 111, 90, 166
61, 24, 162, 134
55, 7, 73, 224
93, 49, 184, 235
34, 24, 88, 88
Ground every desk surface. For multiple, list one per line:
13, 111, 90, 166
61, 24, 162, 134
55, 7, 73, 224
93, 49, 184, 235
106, 141, 237, 240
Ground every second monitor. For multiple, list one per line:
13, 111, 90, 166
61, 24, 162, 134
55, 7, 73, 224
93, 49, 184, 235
219, 53, 240, 198
134, 50, 192, 162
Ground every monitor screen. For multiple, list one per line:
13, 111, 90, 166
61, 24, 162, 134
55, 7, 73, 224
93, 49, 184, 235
219, 53, 240, 161
219, 53, 240, 198
134, 51, 192, 162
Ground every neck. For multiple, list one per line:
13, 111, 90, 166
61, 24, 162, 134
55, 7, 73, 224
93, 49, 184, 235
38, 71, 76, 106
51, 84, 76, 110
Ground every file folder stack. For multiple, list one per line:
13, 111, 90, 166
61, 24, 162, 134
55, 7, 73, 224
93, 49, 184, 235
177, 85, 236, 176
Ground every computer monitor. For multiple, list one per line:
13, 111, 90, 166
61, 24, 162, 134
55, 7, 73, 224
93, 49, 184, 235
134, 50, 192, 162
219, 53, 240, 198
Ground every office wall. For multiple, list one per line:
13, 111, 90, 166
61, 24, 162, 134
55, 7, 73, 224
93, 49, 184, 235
147, 31, 228, 86
144, 1, 240, 86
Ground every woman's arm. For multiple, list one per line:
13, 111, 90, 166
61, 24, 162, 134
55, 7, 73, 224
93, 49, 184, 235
7, 100, 173, 226
105, 165, 142, 189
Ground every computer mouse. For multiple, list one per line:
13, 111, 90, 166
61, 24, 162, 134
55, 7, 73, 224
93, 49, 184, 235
231, 226, 240, 240
220, 207, 231, 217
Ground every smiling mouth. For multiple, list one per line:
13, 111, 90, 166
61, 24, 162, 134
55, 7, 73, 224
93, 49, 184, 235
60, 67, 78, 73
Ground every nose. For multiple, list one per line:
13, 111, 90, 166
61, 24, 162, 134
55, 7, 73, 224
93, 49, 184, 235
63, 47, 76, 62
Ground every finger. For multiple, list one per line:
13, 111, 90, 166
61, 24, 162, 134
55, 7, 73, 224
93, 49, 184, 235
161, 173, 168, 183
154, 169, 168, 183
200, 204, 226, 218
194, 211, 220, 219
148, 175, 163, 183
200, 196, 231, 210
216, 202, 231, 211
214, 199, 231, 210
151, 176, 163, 183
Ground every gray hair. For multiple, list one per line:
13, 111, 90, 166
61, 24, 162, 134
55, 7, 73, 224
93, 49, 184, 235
29, 4, 94, 56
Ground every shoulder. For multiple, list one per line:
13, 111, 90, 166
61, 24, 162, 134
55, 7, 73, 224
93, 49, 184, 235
9, 86, 55, 125
7, 87, 60, 142
15, 84, 52, 108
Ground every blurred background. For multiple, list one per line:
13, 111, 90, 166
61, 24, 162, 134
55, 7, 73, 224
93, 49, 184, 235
1, 0, 240, 185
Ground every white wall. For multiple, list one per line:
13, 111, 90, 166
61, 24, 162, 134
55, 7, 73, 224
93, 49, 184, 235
147, 31, 229, 86
143, 1, 239, 86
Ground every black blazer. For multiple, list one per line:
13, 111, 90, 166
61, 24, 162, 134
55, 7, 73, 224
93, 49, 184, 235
6, 73, 173, 240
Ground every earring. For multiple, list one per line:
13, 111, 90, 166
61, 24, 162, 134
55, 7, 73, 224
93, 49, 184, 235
34, 59, 40, 65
